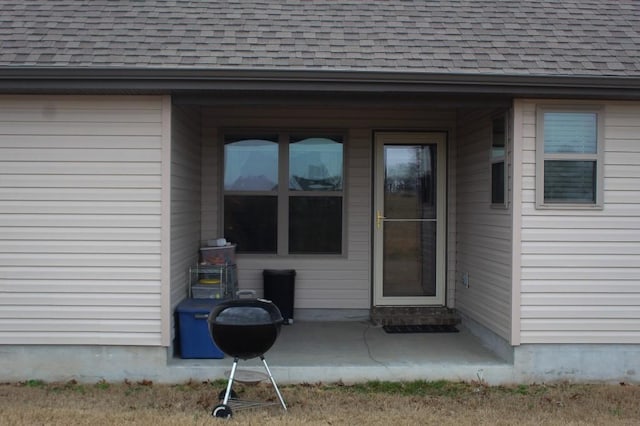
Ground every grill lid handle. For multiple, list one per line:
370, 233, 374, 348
236, 289, 256, 299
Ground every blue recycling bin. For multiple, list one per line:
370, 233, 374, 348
176, 298, 225, 359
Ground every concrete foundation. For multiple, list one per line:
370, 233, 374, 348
514, 344, 640, 384
1, 321, 638, 385
460, 312, 514, 363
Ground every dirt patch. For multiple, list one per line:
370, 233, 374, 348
0, 379, 638, 425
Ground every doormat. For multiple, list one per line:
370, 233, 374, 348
383, 324, 459, 334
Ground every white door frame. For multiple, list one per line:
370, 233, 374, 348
373, 132, 447, 306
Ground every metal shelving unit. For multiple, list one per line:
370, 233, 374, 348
188, 263, 237, 299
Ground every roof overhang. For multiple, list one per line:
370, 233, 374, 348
1, 67, 640, 101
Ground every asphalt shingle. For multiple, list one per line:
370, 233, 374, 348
0, 0, 638, 77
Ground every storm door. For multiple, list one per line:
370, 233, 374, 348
373, 132, 446, 306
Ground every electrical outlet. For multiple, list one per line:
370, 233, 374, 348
462, 272, 469, 288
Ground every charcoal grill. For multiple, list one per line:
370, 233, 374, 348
207, 296, 287, 419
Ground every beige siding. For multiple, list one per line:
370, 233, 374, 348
455, 108, 513, 341
169, 105, 202, 340
201, 106, 456, 310
518, 100, 640, 344
446, 127, 458, 308
0, 95, 164, 345
200, 126, 219, 243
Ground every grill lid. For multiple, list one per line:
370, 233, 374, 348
210, 298, 283, 326
216, 306, 272, 325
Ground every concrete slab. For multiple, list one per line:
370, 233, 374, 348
169, 321, 515, 384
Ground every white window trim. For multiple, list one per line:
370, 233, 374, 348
535, 105, 605, 209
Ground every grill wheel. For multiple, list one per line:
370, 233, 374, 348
212, 403, 233, 419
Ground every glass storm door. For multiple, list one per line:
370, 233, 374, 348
373, 132, 446, 306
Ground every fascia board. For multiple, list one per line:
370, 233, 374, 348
0, 67, 639, 99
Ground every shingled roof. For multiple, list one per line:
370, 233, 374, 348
1, 0, 639, 79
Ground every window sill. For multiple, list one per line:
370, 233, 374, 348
535, 202, 604, 211
237, 253, 347, 259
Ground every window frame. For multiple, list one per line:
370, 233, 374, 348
490, 111, 509, 208
535, 105, 604, 209
220, 129, 347, 256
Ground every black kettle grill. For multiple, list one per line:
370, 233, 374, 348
207, 295, 287, 418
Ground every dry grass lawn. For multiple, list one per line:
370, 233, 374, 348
1, 379, 639, 425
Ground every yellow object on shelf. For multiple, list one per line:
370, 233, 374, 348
199, 279, 221, 285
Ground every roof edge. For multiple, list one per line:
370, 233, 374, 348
1, 67, 640, 98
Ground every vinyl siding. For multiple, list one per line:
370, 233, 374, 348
0, 95, 165, 345
455, 108, 512, 341
201, 106, 456, 310
169, 105, 201, 343
519, 100, 640, 344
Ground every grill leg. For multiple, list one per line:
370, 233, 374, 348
222, 357, 239, 405
260, 356, 287, 411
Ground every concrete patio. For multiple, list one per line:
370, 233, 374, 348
168, 321, 515, 385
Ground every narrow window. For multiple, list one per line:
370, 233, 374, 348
288, 135, 343, 254
491, 114, 507, 206
223, 135, 278, 253
536, 108, 603, 207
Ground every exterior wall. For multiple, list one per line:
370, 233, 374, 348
200, 105, 457, 310
169, 105, 202, 343
0, 95, 165, 345
455, 108, 513, 341
518, 100, 640, 344
446, 126, 458, 309
200, 126, 219, 245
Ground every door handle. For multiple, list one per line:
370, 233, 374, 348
376, 210, 386, 229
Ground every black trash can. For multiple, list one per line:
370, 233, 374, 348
263, 269, 296, 325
